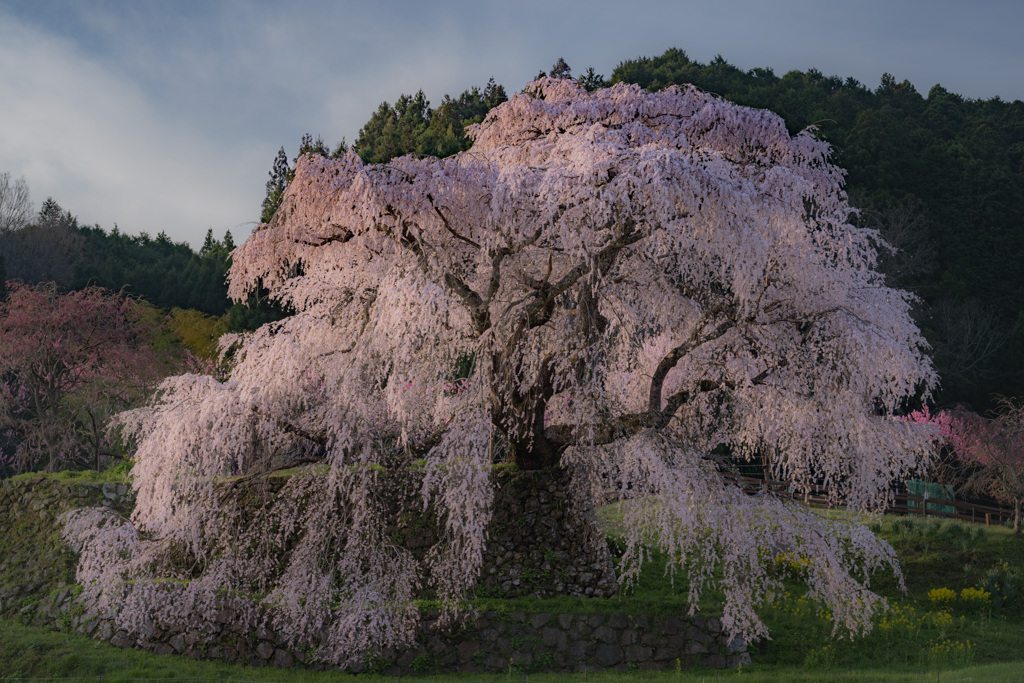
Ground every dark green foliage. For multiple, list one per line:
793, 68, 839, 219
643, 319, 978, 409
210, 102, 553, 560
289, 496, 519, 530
353, 79, 507, 165
224, 288, 291, 333
0, 198, 83, 287
548, 57, 572, 80
611, 48, 1024, 410
355, 90, 432, 165
260, 147, 290, 224
71, 225, 233, 316
577, 66, 608, 92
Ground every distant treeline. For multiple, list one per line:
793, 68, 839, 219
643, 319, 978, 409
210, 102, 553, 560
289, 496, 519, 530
0, 198, 283, 332
0, 198, 231, 314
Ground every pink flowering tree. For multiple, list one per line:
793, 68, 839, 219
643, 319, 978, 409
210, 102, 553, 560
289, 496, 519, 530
0, 283, 174, 473
912, 403, 1024, 534
71, 79, 938, 663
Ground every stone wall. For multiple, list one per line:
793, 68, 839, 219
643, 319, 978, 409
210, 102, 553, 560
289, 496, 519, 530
478, 468, 617, 598
0, 473, 749, 673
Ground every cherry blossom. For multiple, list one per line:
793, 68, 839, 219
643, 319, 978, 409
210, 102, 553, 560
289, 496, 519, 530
70, 79, 938, 663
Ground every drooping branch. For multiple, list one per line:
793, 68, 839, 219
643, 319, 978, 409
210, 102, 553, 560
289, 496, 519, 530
518, 222, 643, 331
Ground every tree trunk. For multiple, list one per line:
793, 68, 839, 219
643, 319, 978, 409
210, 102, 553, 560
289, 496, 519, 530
1015, 498, 1021, 535
512, 435, 561, 471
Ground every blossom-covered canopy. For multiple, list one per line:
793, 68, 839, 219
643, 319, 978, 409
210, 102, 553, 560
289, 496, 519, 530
74, 78, 937, 664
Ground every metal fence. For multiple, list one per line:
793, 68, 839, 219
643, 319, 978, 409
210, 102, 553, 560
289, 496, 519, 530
729, 474, 1016, 527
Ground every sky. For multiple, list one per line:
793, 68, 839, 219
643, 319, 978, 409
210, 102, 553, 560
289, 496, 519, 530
1, 0, 1022, 249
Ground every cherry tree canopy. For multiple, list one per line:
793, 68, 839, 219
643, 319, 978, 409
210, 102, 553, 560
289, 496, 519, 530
0, 283, 172, 473
911, 403, 1024, 534
74, 79, 938, 664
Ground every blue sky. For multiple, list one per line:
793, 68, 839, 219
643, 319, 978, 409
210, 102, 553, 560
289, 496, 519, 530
2, 0, 1022, 248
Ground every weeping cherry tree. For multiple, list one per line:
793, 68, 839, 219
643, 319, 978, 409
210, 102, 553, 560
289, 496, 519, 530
65, 78, 938, 664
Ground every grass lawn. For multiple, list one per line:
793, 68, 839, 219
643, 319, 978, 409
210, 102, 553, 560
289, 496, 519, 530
2, 507, 1024, 681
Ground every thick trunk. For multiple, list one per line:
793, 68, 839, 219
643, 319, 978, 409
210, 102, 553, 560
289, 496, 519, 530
512, 436, 562, 471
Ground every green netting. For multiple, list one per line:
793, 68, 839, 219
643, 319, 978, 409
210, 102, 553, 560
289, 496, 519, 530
907, 479, 955, 514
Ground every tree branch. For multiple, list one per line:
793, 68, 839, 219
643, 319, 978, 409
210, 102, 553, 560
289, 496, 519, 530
648, 304, 736, 416
426, 194, 481, 249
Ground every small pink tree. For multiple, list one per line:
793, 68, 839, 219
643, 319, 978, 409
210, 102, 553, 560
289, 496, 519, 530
913, 403, 1024, 534
0, 283, 174, 472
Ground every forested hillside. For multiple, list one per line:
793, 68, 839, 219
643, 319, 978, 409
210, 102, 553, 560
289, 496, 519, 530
0, 196, 233, 316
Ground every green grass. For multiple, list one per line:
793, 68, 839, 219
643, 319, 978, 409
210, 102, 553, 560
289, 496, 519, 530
2, 618, 1023, 682
9, 468, 129, 485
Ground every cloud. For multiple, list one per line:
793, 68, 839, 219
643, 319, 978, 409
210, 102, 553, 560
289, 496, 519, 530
0, 11, 264, 246
1, 0, 1021, 249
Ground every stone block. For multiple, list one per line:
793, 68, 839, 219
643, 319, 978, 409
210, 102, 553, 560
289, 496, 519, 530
482, 653, 506, 670
511, 651, 533, 667
727, 634, 747, 653
686, 625, 709, 643
568, 639, 590, 660
529, 612, 551, 628
661, 615, 684, 635
703, 653, 728, 668
256, 640, 275, 660
96, 621, 114, 642
541, 626, 567, 650
653, 646, 677, 662
623, 644, 653, 662
396, 645, 427, 667
594, 625, 618, 644
607, 613, 629, 629
426, 635, 447, 654
594, 643, 623, 667
456, 639, 482, 662
494, 636, 513, 654
271, 649, 293, 667
640, 632, 666, 647
109, 630, 134, 649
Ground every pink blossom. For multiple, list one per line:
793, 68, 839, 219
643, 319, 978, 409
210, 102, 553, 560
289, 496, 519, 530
70, 78, 939, 661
